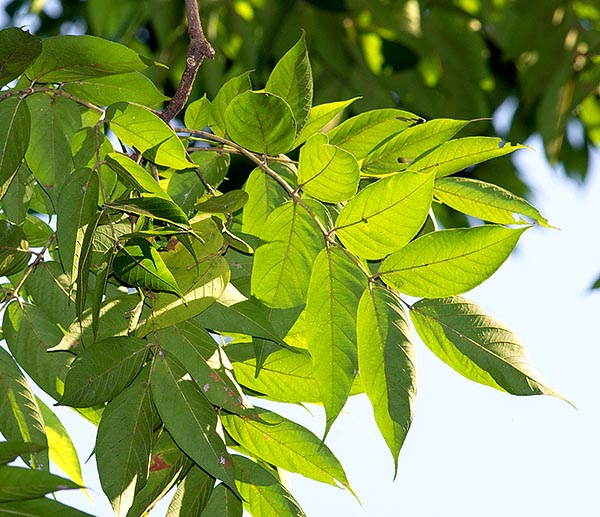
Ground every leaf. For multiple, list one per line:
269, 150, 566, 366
357, 286, 416, 476
211, 71, 252, 136
25, 34, 152, 83
410, 296, 568, 401
233, 455, 306, 517
105, 153, 171, 200
63, 72, 168, 106
59, 336, 147, 407
56, 168, 99, 282
0, 96, 30, 200
0, 497, 95, 517
165, 466, 213, 517
0, 219, 29, 277
293, 97, 359, 148
150, 351, 239, 495
224, 91, 296, 155
184, 94, 212, 131
305, 247, 366, 435
201, 484, 242, 517
328, 108, 423, 160
96, 368, 158, 517
335, 170, 434, 260
251, 201, 325, 308
410, 137, 526, 178
0, 441, 46, 467
107, 197, 188, 225
222, 408, 352, 491
113, 238, 183, 297
361, 118, 472, 175
0, 348, 48, 469
434, 177, 555, 227
298, 133, 359, 202
106, 102, 192, 170
195, 190, 249, 214
265, 32, 313, 132
36, 398, 84, 489
0, 28, 42, 86
0, 466, 81, 502
380, 225, 529, 298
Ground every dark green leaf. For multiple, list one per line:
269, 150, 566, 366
0, 28, 42, 86
0, 497, 94, 517
201, 484, 242, 517
0, 219, 29, 277
166, 466, 213, 517
195, 190, 249, 214
0, 96, 30, 200
0, 466, 81, 502
107, 197, 188, 225
0, 441, 46, 467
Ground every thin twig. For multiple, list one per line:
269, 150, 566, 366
160, 0, 215, 123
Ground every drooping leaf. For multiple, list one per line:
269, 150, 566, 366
251, 201, 325, 308
105, 153, 172, 199
0, 96, 30, 200
201, 483, 242, 517
165, 465, 213, 517
410, 296, 568, 401
0, 219, 29, 277
357, 286, 416, 476
106, 102, 192, 170
222, 408, 352, 491
59, 336, 148, 407
0, 466, 81, 502
265, 32, 313, 132
211, 71, 252, 136
305, 247, 366, 435
107, 197, 189, 226
434, 177, 554, 227
335, 170, 434, 260
380, 225, 529, 298
150, 351, 239, 495
96, 368, 158, 517
298, 133, 359, 203
0, 28, 42, 86
224, 91, 296, 155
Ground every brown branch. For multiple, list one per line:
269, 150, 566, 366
160, 0, 215, 124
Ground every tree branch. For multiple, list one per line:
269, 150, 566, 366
160, 0, 215, 123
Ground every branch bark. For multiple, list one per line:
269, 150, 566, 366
160, 0, 215, 123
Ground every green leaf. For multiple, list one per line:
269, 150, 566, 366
361, 118, 472, 175
106, 102, 192, 170
0, 28, 42, 86
195, 190, 249, 214
0, 219, 29, 277
410, 296, 568, 401
25, 34, 152, 83
251, 201, 325, 308
305, 247, 366, 435
357, 286, 415, 476
0, 466, 81, 502
107, 197, 188, 225
298, 133, 359, 202
0, 96, 30, 200
113, 238, 183, 297
211, 71, 252, 136
201, 484, 242, 517
59, 336, 147, 407
265, 32, 313, 132
0, 348, 48, 469
335, 170, 434, 260
411, 137, 526, 178
0, 441, 46, 467
63, 72, 168, 106
380, 225, 529, 298
184, 94, 212, 131
56, 168, 99, 282
0, 497, 95, 517
166, 466, 213, 517
150, 352, 239, 495
105, 153, 171, 200
23, 214, 53, 247
222, 408, 352, 491
434, 177, 555, 227
224, 91, 296, 155
36, 398, 84, 489
328, 108, 423, 160
293, 97, 359, 148
1, 162, 34, 223
233, 455, 306, 517
97, 368, 158, 516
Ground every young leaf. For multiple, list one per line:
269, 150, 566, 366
233, 455, 306, 517
113, 238, 183, 297
410, 137, 526, 178
107, 197, 189, 226
410, 296, 568, 401
0, 27, 42, 86
305, 247, 366, 435
0, 96, 30, 199
0, 466, 81, 502
298, 133, 360, 202
335, 170, 435, 260
251, 201, 325, 308
222, 408, 352, 491
357, 286, 416, 476
150, 351, 239, 496
106, 102, 192, 170
59, 336, 148, 407
434, 177, 554, 227
380, 225, 529, 298
211, 71, 252, 136
201, 483, 243, 517
224, 91, 297, 155
265, 32, 313, 132
96, 368, 158, 517
166, 465, 213, 517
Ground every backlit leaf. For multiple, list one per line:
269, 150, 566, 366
105, 153, 172, 200
211, 71, 252, 136
293, 97, 358, 148
166, 466, 213, 517
184, 94, 212, 131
